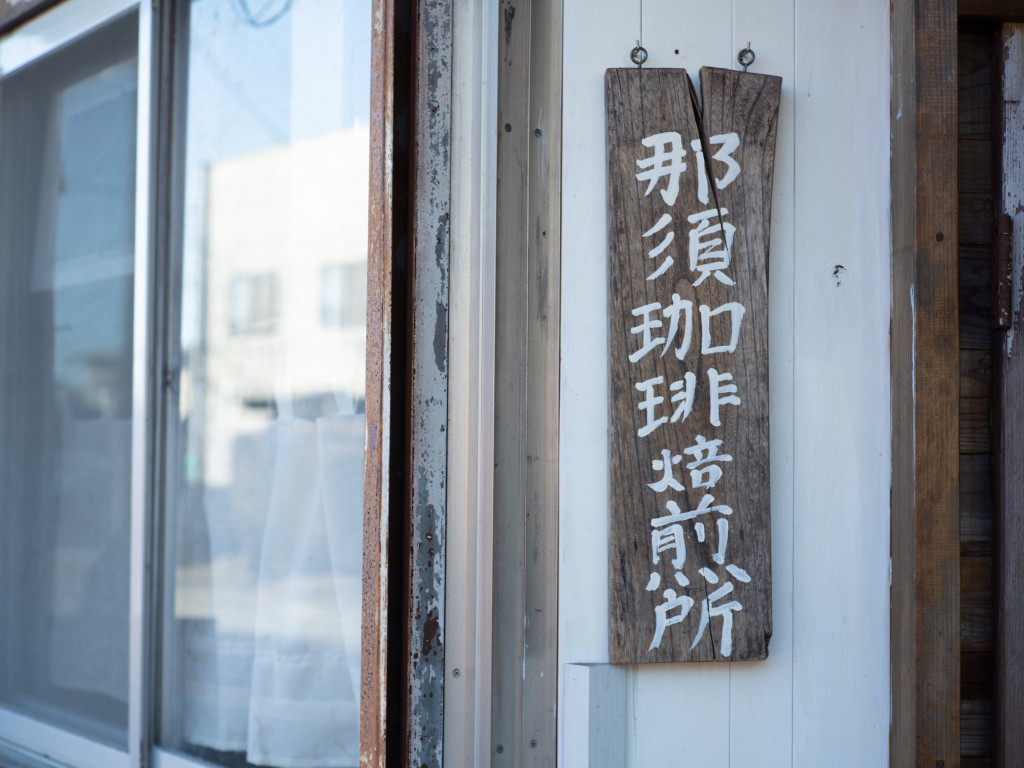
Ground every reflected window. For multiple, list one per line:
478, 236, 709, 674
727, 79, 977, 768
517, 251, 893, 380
160, 2, 371, 767
228, 273, 278, 335
0, 11, 137, 748
321, 263, 367, 328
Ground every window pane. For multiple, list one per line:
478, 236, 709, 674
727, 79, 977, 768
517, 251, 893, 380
161, 2, 370, 766
0, 12, 138, 747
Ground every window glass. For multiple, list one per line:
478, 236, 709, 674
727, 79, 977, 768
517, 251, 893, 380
160, 2, 370, 766
0, 11, 138, 747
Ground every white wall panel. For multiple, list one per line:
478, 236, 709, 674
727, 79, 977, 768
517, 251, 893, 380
559, 0, 890, 765
557, 2, 635, 761
790, 0, 890, 764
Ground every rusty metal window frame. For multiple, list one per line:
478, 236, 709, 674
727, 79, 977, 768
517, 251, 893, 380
362, 0, 453, 766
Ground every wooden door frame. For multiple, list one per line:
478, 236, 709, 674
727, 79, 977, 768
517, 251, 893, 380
890, 1, 960, 765
891, 2, 1024, 765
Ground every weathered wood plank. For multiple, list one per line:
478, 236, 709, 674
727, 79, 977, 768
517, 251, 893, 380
962, 650, 994, 699
960, 193, 995, 246
961, 453, 993, 554
962, 555, 994, 650
959, 139, 994, 247
995, 22, 1024, 767
960, 396, 991, 454
962, 699, 994, 758
492, 0, 562, 763
522, 0, 561, 762
962, 314, 994, 350
961, 245, 993, 350
606, 66, 779, 663
960, 0, 1024, 19
960, 140, 993, 195
891, 0, 961, 763
961, 348, 992, 398
960, 30, 993, 141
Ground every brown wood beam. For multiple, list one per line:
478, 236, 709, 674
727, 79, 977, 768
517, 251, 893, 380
960, 0, 1024, 20
891, 0, 962, 765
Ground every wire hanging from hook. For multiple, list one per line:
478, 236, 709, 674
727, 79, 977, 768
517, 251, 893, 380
630, 1, 647, 68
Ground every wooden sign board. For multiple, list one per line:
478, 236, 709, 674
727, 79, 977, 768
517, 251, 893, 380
607, 67, 780, 663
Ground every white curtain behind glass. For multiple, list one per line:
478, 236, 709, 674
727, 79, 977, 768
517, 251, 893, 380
179, 410, 363, 768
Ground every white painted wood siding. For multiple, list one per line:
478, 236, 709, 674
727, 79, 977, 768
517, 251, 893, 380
558, 1, 891, 765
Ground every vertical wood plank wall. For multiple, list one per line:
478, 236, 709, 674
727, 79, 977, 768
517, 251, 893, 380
559, 0, 890, 765
957, 25, 996, 765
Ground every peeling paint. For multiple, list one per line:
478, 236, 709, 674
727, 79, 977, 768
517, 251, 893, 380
406, 0, 452, 765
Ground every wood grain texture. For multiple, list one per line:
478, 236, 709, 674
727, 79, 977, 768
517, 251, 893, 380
960, 0, 1024, 19
960, 30, 995, 140
962, 699, 994, 758
995, 22, 1024, 768
961, 245, 994, 349
523, 0, 561, 761
889, 4, 919, 762
491, 0, 532, 762
891, 0, 961, 765
960, 138, 995, 246
961, 556, 994, 651
606, 66, 779, 663
958, 28, 997, 763
492, 0, 561, 764
961, 454, 994, 555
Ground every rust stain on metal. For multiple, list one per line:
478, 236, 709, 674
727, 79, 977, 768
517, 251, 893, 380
361, 0, 395, 766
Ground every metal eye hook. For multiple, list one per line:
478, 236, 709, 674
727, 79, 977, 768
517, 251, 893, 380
737, 42, 755, 72
631, 40, 649, 68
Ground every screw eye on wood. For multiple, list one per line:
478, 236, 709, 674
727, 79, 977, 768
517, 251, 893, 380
737, 43, 756, 72
630, 41, 648, 68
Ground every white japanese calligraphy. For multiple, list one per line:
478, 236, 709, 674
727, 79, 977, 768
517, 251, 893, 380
643, 213, 676, 281
683, 434, 733, 490
648, 448, 685, 492
635, 132, 687, 206
687, 208, 736, 287
649, 588, 695, 651
699, 302, 745, 355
